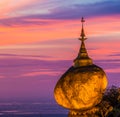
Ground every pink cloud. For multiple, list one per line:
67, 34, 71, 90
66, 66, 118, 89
106, 68, 120, 73
0, 76, 5, 78
22, 71, 61, 77
82, 15, 120, 37
0, 0, 42, 18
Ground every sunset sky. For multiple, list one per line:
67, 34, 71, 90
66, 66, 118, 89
0, 0, 120, 102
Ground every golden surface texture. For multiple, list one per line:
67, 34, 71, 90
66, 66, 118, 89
54, 64, 107, 110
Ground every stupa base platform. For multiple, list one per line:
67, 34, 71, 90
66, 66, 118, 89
68, 101, 113, 117
68, 107, 99, 117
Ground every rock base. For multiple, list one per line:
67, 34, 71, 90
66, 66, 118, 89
68, 107, 99, 117
68, 101, 113, 117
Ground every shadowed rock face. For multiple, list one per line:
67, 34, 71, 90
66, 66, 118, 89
54, 64, 107, 110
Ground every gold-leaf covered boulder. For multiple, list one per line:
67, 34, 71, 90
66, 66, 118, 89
54, 65, 107, 110
54, 17, 108, 111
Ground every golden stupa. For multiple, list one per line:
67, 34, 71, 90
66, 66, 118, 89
54, 18, 108, 113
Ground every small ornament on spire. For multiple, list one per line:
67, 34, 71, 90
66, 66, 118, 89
81, 17, 85, 22
79, 17, 87, 41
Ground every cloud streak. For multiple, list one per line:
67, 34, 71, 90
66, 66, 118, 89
0, 0, 120, 27
0, 57, 71, 79
41, 0, 120, 20
0, 0, 40, 18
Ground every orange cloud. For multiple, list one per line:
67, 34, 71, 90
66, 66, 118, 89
0, 15, 120, 47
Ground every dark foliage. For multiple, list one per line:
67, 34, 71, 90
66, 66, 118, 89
103, 86, 120, 107
101, 86, 120, 117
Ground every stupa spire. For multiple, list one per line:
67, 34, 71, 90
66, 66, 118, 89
74, 17, 93, 67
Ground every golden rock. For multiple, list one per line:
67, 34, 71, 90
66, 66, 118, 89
54, 65, 107, 110
54, 17, 108, 111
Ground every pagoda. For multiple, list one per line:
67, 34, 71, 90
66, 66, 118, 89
54, 18, 108, 116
